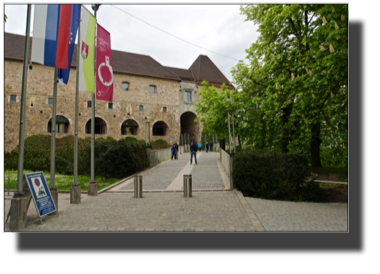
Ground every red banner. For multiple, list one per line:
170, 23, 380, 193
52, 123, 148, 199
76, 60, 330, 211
96, 24, 113, 102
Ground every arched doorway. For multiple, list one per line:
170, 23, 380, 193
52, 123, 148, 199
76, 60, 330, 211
85, 117, 107, 134
152, 121, 168, 136
180, 111, 199, 143
121, 119, 139, 136
47, 115, 70, 134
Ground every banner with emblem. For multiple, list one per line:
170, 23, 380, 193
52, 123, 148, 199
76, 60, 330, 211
96, 24, 113, 102
78, 7, 96, 93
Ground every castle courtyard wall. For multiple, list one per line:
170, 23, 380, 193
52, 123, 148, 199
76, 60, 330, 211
4, 60, 181, 152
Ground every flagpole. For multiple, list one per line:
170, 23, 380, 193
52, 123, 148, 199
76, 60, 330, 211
73, 10, 81, 187
50, 68, 58, 190
89, 4, 100, 195
70, 6, 82, 204
10, 4, 32, 230
15, 4, 32, 196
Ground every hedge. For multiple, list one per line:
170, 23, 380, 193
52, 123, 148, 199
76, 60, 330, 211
232, 149, 320, 201
5, 134, 149, 179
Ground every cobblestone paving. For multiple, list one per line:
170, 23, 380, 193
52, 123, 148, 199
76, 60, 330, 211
5, 152, 348, 232
120, 158, 188, 190
4, 192, 88, 229
245, 197, 348, 231
8, 192, 257, 232
190, 152, 224, 189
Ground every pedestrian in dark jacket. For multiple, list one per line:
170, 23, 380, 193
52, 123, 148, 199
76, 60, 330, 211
190, 142, 198, 165
171, 145, 177, 160
210, 141, 213, 152
175, 142, 179, 160
206, 142, 209, 153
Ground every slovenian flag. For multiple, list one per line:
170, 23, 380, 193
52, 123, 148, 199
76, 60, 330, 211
31, 4, 74, 69
57, 4, 81, 85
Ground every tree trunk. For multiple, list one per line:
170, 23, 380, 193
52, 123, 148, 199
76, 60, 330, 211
310, 122, 322, 168
279, 104, 293, 153
238, 135, 242, 149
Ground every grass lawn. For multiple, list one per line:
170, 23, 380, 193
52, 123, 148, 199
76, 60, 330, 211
4, 170, 121, 191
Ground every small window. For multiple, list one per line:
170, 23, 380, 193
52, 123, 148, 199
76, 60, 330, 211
185, 91, 191, 102
122, 82, 129, 91
149, 85, 156, 94
108, 103, 113, 109
48, 98, 53, 105
163, 107, 167, 113
139, 105, 143, 111
87, 101, 92, 108
10, 95, 16, 102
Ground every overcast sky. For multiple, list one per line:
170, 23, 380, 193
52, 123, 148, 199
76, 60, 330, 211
4, 4, 259, 84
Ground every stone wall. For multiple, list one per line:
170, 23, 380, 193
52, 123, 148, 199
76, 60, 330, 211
4, 60, 181, 152
178, 81, 202, 143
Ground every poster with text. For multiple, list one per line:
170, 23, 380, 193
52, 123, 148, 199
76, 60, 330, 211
96, 24, 113, 102
25, 172, 56, 217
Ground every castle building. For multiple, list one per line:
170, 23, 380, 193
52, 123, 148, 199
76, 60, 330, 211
4, 33, 234, 152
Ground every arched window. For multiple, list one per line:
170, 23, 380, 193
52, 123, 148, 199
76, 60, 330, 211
153, 121, 168, 136
85, 117, 107, 134
47, 115, 69, 134
121, 119, 138, 135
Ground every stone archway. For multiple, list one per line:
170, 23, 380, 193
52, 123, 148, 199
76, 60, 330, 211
85, 117, 107, 134
152, 121, 169, 136
47, 115, 70, 134
121, 119, 139, 136
180, 111, 200, 143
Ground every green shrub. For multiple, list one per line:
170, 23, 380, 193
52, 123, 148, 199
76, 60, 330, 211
232, 149, 318, 201
4, 150, 18, 170
4, 135, 148, 179
124, 136, 138, 143
78, 136, 149, 179
152, 138, 170, 150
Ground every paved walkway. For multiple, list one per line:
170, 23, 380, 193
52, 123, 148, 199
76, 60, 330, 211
4, 152, 347, 232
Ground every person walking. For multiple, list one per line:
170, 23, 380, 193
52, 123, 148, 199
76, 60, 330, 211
171, 144, 177, 160
206, 142, 209, 153
198, 142, 202, 152
210, 141, 213, 152
190, 142, 198, 165
175, 142, 179, 160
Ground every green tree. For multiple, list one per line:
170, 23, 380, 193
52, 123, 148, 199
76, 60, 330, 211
231, 4, 348, 167
195, 82, 242, 146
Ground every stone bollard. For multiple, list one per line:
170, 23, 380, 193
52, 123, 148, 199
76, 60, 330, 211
70, 185, 81, 204
88, 183, 97, 196
229, 153, 235, 190
10, 195, 28, 230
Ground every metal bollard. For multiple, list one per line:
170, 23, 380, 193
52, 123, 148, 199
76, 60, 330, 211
134, 176, 143, 198
183, 174, 192, 198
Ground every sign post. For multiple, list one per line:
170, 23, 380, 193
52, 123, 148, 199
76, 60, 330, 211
25, 172, 57, 223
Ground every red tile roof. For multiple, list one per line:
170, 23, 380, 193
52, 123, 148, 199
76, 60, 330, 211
189, 55, 234, 89
5, 32, 234, 89
5, 32, 180, 81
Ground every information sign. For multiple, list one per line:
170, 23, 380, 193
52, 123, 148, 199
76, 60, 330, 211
25, 172, 57, 217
